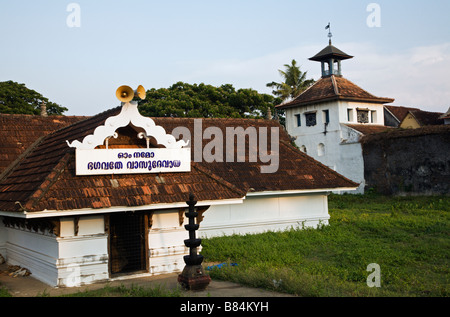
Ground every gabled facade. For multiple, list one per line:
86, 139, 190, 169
277, 41, 394, 193
399, 110, 444, 129
384, 105, 444, 128
0, 100, 357, 287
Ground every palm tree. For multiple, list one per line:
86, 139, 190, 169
267, 59, 315, 101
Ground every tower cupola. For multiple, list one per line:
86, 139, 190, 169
309, 24, 353, 77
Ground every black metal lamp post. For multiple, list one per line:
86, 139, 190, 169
177, 193, 211, 290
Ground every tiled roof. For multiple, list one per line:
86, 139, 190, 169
384, 105, 420, 122
408, 110, 444, 126
277, 75, 394, 109
385, 105, 444, 126
0, 114, 88, 174
0, 107, 357, 213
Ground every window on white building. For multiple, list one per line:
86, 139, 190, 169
318, 143, 325, 156
347, 109, 353, 122
323, 110, 330, 124
295, 114, 301, 127
371, 110, 377, 123
357, 109, 369, 123
305, 113, 317, 127
300, 145, 307, 154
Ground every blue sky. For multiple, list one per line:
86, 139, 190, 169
1, 0, 449, 115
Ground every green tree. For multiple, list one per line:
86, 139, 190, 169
266, 59, 315, 101
138, 82, 282, 122
0, 81, 68, 115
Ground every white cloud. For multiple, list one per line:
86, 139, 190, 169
329, 42, 450, 113
177, 42, 450, 114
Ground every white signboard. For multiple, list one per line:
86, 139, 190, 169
75, 148, 191, 175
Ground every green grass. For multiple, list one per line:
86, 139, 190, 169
201, 194, 450, 297
55, 284, 183, 297
0, 286, 12, 297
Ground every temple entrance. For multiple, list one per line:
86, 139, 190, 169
109, 212, 148, 276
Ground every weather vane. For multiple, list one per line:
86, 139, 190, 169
325, 22, 332, 44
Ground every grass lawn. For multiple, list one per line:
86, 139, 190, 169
201, 194, 449, 297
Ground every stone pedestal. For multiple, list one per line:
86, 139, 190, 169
177, 264, 211, 291
177, 194, 211, 291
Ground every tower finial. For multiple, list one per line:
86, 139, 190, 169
325, 22, 332, 45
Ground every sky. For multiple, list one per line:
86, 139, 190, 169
1, 0, 449, 115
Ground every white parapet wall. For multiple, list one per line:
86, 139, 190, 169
4, 227, 59, 286
1, 215, 108, 287
198, 193, 329, 238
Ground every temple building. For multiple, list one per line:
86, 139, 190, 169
0, 93, 356, 287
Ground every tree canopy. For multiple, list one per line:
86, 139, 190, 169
138, 82, 283, 121
0, 81, 68, 115
266, 59, 315, 101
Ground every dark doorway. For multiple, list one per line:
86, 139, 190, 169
109, 212, 148, 276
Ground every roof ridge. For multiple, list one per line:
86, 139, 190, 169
276, 78, 323, 108
336, 76, 395, 103
153, 116, 273, 122
410, 109, 444, 115
336, 76, 376, 97
331, 75, 340, 95
0, 135, 46, 183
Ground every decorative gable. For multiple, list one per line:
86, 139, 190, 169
67, 100, 190, 176
66, 101, 188, 150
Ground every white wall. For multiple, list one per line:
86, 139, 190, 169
285, 100, 381, 194
4, 227, 59, 286
0, 193, 331, 287
199, 193, 329, 237
1, 215, 108, 287
57, 215, 108, 287
148, 209, 188, 275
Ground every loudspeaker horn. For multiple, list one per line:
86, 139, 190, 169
135, 85, 146, 100
116, 85, 134, 102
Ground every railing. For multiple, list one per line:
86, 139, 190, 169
323, 69, 341, 76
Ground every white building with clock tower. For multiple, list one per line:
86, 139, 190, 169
277, 39, 394, 193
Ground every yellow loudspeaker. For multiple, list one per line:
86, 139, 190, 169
135, 85, 146, 100
116, 85, 134, 102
